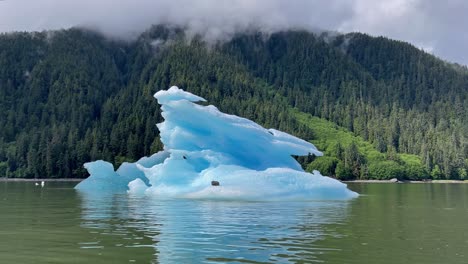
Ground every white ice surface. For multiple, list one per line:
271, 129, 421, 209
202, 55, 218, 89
75, 86, 358, 200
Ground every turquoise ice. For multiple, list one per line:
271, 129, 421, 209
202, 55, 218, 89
75, 86, 358, 200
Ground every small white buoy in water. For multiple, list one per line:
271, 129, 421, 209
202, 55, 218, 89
35, 182, 39, 186
41, 181, 45, 187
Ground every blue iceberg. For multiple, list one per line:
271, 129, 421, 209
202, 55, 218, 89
75, 86, 358, 200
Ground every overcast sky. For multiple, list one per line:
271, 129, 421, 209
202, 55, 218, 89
1, 0, 467, 65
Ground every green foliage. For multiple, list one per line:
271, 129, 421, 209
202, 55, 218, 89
0, 26, 466, 179
225, 31, 467, 180
0, 162, 7, 177
306, 156, 338, 176
431, 165, 443, 180
335, 161, 354, 180
368, 161, 405, 180
295, 110, 429, 180
458, 168, 467, 180
399, 154, 428, 180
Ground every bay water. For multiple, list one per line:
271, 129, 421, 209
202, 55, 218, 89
0, 182, 467, 263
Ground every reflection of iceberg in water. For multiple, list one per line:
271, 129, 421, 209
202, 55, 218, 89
78, 192, 351, 263
76, 86, 357, 200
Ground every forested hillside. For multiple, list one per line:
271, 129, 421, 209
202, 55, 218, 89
0, 26, 466, 180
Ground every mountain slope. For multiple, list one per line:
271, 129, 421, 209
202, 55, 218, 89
222, 30, 467, 178
0, 26, 466, 179
294, 110, 426, 180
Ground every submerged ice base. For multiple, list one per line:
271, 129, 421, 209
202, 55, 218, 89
75, 86, 358, 200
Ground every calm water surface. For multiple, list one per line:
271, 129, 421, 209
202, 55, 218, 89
0, 182, 467, 263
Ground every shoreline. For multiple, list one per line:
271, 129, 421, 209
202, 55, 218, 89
1, 178, 465, 183
344, 179, 468, 183
0, 178, 83, 182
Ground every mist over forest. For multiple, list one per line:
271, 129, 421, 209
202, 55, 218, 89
0, 25, 466, 180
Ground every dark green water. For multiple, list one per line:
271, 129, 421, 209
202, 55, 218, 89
1, 182, 467, 263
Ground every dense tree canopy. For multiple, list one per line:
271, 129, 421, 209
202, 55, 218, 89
0, 26, 466, 180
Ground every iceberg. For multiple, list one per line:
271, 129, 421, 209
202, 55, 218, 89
75, 86, 358, 200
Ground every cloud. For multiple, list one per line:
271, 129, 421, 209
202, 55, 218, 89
0, 0, 467, 65
0, 0, 350, 39
339, 0, 468, 64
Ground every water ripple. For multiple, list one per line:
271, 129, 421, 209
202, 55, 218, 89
78, 192, 350, 263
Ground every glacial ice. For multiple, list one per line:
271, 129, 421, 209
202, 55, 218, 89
75, 86, 358, 200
